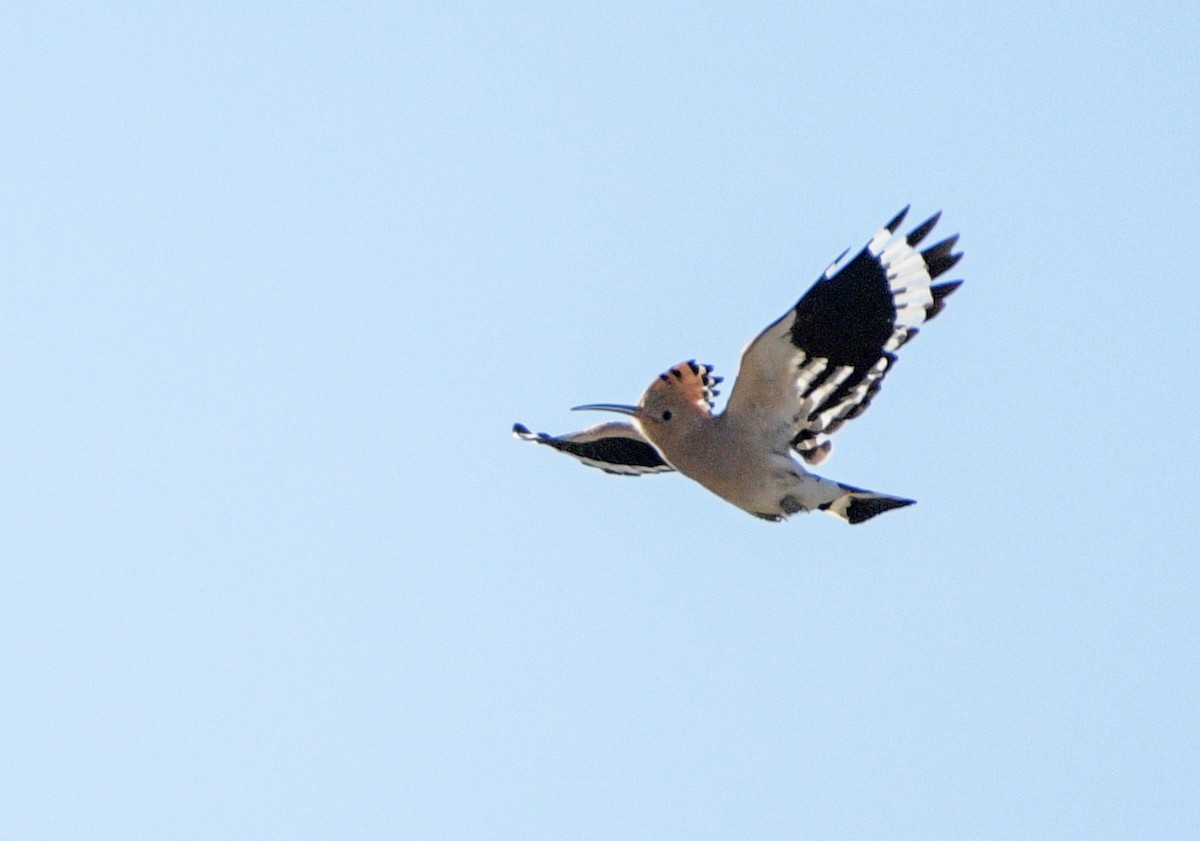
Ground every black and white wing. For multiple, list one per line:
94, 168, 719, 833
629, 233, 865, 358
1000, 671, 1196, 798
512, 421, 675, 476
724, 207, 963, 465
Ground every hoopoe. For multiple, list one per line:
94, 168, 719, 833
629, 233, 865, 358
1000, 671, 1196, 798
515, 207, 962, 524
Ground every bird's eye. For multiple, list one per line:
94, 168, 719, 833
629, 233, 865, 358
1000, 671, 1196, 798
661, 410, 672, 421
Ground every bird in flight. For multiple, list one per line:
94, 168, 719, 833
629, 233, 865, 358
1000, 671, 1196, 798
514, 207, 962, 524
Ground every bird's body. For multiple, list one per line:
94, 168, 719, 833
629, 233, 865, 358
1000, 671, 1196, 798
515, 207, 963, 524
656, 412, 849, 521
655, 410, 802, 517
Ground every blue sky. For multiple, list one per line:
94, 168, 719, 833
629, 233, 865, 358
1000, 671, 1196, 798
2, 2, 1197, 838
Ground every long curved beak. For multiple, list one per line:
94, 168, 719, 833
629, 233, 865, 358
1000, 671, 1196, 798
571, 403, 639, 416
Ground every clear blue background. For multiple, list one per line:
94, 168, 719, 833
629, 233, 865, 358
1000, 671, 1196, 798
2, 2, 1196, 838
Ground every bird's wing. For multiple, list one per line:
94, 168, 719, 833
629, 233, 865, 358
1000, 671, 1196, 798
724, 208, 963, 465
512, 421, 675, 476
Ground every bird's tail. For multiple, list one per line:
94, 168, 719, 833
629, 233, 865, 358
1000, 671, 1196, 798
820, 483, 915, 525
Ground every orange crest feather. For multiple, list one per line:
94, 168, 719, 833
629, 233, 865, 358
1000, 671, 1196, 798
654, 360, 722, 411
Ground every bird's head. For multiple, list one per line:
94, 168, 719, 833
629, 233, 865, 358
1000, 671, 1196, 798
573, 361, 721, 447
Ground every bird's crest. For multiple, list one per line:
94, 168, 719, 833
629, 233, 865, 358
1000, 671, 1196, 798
651, 360, 722, 412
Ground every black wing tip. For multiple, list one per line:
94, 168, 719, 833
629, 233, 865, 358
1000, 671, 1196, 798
885, 205, 911, 233
922, 235, 963, 278
932, 279, 964, 299
926, 279, 964, 320
513, 422, 551, 442
906, 211, 942, 246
